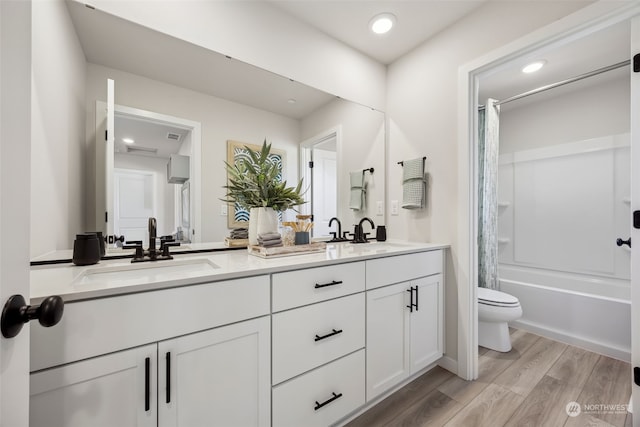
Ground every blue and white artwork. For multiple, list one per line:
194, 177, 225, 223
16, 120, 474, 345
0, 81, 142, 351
227, 140, 286, 228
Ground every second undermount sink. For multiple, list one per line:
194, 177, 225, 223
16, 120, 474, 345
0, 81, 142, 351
72, 258, 219, 287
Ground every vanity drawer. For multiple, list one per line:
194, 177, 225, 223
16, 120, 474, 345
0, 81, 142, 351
272, 261, 365, 311
31, 275, 270, 371
272, 293, 365, 384
272, 349, 365, 427
366, 250, 443, 290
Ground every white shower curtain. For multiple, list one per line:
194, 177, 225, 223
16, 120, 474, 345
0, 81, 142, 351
478, 99, 500, 289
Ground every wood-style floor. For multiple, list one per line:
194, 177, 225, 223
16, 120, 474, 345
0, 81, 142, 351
346, 329, 632, 427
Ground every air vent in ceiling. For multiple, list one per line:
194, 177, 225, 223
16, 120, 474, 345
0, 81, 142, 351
126, 146, 158, 155
167, 132, 182, 141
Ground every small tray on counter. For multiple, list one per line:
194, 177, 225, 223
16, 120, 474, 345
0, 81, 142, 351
247, 242, 327, 258
224, 237, 249, 248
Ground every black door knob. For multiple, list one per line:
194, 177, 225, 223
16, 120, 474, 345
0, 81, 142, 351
616, 237, 631, 248
1, 294, 64, 338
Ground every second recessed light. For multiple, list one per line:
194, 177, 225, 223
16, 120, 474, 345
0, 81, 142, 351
522, 60, 546, 74
370, 13, 396, 35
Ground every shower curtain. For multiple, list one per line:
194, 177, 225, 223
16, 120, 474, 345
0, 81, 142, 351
478, 99, 500, 289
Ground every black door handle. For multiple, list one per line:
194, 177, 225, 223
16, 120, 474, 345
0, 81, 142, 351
617, 237, 631, 248
1, 294, 64, 338
406, 288, 413, 312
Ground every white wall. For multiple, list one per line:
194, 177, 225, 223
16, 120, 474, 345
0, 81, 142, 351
86, 63, 300, 242
500, 74, 629, 153
301, 99, 385, 228
31, 0, 86, 257
82, 0, 386, 111
386, 0, 591, 364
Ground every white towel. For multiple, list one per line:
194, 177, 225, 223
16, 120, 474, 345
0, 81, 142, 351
401, 158, 425, 209
349, 171, 365, 210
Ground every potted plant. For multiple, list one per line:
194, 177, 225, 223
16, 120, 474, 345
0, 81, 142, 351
223, 140, 305, 245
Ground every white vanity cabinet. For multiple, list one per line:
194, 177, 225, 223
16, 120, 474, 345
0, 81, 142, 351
271, 262, 366, 427
30, 275, 271, 427
365, 253, 444, 401
30, 344, 158, 427
158, 316, 270, 427
31, 317, 270, 427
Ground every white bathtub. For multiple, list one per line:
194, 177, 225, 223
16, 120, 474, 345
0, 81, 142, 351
499, 264, 630, 362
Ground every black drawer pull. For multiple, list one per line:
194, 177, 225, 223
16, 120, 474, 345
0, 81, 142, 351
415, 286, 419, 311
406, 288, 414, 312
314, 392, 343, 411
166, 352, 171, 404
315, 280, 343, 289
315, 328, 343, 342
144, 357, 150, 412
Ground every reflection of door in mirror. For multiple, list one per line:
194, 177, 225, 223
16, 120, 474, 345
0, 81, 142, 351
95, 83, 202, 246
301, 129, 339, 238
114, 169, 155, 243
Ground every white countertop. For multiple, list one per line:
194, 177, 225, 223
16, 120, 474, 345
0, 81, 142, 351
30, 241, 448, 303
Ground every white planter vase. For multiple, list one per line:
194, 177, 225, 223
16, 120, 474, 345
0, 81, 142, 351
248, 207, 279, 245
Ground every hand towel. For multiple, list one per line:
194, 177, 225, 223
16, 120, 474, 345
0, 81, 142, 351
401, 158, 425, 209
349, 171, 365, 210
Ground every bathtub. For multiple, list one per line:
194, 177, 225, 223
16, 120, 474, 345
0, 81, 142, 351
498, 264, 630, 361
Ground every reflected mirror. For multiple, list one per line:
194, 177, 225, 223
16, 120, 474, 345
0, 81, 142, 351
33, 1, 386, 260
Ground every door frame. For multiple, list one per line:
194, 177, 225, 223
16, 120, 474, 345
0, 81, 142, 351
457, 1, 640, 381
96, 103, 202, 243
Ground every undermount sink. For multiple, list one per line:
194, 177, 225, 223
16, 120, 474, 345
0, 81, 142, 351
72, 258, 218, 287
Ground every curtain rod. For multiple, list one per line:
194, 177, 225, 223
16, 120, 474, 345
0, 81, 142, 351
479, 59, 630, 110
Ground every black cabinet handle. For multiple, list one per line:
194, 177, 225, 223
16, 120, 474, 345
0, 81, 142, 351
415, 286, 419, 311
166, 352, 171, 404
406, 288, 413, 312
314, 392, 343, 411
315, 328, 343, 342
144, 357, 150, 412
315, 280, 343, 289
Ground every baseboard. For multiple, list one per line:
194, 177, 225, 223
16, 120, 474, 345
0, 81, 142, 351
438, 355, 458, 375
511, 319, 630, 362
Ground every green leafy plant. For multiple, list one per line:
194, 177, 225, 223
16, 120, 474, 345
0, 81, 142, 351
222, 140, 305, 212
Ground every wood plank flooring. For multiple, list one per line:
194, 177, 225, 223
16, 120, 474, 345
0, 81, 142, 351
346, 329, 632, 427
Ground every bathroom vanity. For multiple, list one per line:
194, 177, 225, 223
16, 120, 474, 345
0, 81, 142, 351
29, 241, 447, 427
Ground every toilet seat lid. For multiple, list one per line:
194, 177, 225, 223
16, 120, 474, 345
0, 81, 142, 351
478, 287, 520, 306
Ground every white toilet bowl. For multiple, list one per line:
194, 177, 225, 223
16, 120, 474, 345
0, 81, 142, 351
478, 287, 522, 352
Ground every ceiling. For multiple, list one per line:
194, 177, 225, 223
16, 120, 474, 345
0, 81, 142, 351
267, 0, 488, 65
114, 115, 188, 159
479, 20, 630, 109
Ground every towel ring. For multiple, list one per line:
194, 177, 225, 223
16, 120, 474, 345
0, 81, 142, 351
362, 167, 374, 175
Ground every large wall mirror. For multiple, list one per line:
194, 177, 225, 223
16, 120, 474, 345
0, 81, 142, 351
43, 1, 385, 259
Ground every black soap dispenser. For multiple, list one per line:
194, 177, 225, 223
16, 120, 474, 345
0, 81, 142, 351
72, 233, 101, 266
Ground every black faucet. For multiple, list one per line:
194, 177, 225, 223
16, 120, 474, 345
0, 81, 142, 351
353, 217, 375, 243
328, 217, 347, 242
148, 217, 158, 260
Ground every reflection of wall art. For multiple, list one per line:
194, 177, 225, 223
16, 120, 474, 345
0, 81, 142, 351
227, 140, 286, 229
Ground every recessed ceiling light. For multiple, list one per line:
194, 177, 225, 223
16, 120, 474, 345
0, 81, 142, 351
522, 60, 546, 74
370, 13, 396, 35
122, 138, 135, 144
287, 98, 297, 104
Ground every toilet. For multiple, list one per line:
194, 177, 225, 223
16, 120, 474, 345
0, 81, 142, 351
477, 287, 522, 352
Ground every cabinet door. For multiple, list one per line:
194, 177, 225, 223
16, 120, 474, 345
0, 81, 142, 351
158, 316, 270, 427
30, 344, 157, 427
409, 274, 443, 374
366, 282, 411, 401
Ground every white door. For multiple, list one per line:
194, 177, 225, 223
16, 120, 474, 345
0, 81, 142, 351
30, 345, 157, 427
114, 170, 155, 243
630, 15, 640, 420
158, 317, 271, 427
312, 148, 337, 237
1, 1, 32, 425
